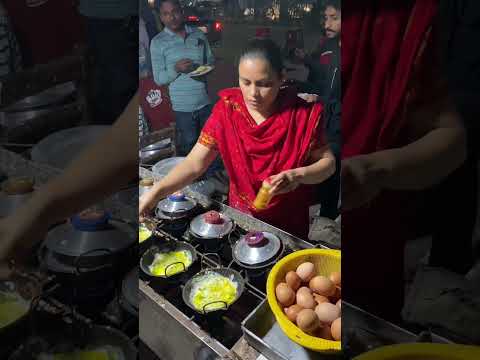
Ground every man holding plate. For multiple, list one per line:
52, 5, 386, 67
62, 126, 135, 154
151, 0, 221, 177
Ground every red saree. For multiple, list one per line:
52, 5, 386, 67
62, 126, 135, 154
199, 87, 324, 239
342, 0, 438, 322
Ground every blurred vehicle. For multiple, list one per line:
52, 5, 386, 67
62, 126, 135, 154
184, 4, 223, 47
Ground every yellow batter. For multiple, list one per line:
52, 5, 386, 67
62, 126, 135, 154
0, 291, 29, 329
190, 273, 238, 312
148, 250, 192, 277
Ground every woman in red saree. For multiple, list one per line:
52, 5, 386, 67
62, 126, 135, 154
342, 0, 467, 322
139, 39, 335, 240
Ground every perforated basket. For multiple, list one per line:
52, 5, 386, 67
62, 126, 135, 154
266, 248, 341, 353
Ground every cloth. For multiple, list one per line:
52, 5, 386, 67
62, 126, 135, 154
0, 4, 21, 77
139, 77, 175, 130
342, 0, 438, 322
3, 0, 84, 66
139, 17, 152, 77
78, 0, 138, 19
150, 25, 214, 112
199, 87, 325, 239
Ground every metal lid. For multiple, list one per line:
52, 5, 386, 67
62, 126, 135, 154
233, 231, 281, 265
189, 211, 234, 239
43, 214, 135, 258
156, 192, 196, 215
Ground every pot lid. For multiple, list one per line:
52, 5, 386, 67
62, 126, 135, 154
233, 231, 281, 265
43, 210, 135, 258
157, 192, 196, 215
189, 211, 234, 239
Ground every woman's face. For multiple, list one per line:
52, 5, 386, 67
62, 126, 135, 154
239, 57, 283, 113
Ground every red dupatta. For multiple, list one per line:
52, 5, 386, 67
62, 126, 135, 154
342, 0, 438, 322
199, 87, 324, 239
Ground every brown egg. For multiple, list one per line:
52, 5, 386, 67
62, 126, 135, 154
296, 309, 320, 334
313, 325, 333, 340
296, 290, 316, 310
329, 272, 341, 287
296, 262, 315, 282
331, 317, 341, 341
313, 293, 330, 305
297, 286, 312, 295
309, 276, 335, 297
330, 286, 341, 303
284, 304, 303, 323
275, 283, 295, 307
315, 302, 341, 325
285, 271, 301, 291
336, 299, 341, 309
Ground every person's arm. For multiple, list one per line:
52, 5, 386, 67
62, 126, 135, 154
19, 92, 139, 225
150, 37, 178, 85
269, 145, 336, 196
369, 102, 466, 191
139, 143, 218, 215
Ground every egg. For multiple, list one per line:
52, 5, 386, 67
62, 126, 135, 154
315, 302, 341, 325
285, 271, 301, 291
309, 276, 335, 297
313, 293, 330, 305
296, 309, 320, 334
330, 286, 341, 303
296, 262, 315, 282
284, 304, 303, 323
275, 283, 295, 307
331, 317, 341, 341
297, 286, 312, 295
314, 325, 333, 340
336, 299, 341, 309
296, 290, 316, 310
329, 272, 341, 287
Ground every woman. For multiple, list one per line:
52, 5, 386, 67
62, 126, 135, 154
139, 40, 336, 239
341, 0, 467, 323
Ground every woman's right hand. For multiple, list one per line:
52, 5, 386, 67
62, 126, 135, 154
0, 211, 49, 279
139, 192, 158, 222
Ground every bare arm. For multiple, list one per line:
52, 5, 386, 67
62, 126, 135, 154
139, 143, 218, 214
369, 100, 466, 191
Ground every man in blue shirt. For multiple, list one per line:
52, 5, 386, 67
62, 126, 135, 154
150, 0, 218, 169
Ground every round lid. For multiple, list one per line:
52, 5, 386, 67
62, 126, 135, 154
43, 213, 135, 258
189, 211, 234, 239
157, 192, 196, 215
233, 231, 281, 265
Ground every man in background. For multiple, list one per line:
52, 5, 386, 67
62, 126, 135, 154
151, 0, 221, 177
79, 0, 138, 125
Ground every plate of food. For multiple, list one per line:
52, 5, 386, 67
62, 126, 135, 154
188, 65, 214, 77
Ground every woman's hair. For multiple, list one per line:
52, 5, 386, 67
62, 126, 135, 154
239, 39, 284, 78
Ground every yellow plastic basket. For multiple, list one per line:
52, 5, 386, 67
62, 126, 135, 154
266, 248, 341, 353
353, 343, 480, 360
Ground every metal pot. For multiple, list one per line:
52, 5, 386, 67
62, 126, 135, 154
3, 82, 76, 113
139, 139, 171, 164
0, 192, 32, 218
120, 267, 138, 317
231, 231, 283, 269
189, 211, 235, 252
182, 266, 245, 315
8, 325, 137, 360
156, 192, 197, 219
140, 241, 198, 281
0, 177, 35, 217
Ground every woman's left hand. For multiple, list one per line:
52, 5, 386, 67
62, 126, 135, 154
268, 169, 304, 196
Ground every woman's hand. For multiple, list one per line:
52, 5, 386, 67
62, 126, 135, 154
341, 154, 390, 211
268, 169, 304, 196
139, 192, 158, 223
0, 210, 49, 279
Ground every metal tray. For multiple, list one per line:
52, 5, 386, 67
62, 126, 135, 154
242, 299, 341, 360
